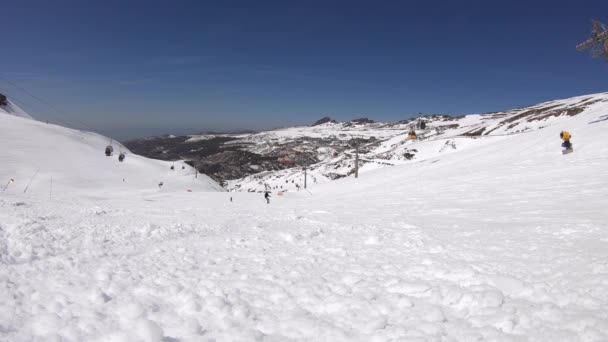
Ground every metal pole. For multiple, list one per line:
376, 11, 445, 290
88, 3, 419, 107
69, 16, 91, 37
355, 148, 359, 178
23, 169, 39, 193
304, 167, 307, 189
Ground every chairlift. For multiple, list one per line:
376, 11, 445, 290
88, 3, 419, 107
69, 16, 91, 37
105, 145, 114, 156
118, 152, 125, 162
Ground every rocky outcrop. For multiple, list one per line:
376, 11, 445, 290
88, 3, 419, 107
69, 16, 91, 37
312, 117, 337, 126
350, 118, 375, 124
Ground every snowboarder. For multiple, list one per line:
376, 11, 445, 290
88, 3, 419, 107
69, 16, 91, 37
264, 191, 271, 204
560, 131, 573, 153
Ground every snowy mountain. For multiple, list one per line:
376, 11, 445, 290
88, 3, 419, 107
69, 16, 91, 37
126, 92, 608, 192
2, 91, 608, 341
229, 92, 608, 191
0, 109, 223, 198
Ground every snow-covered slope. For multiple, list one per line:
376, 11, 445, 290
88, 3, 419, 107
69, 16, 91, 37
227, 92, 608, 192
0, 98, 34, 120
0, 113, 223, 197
1, 92, 608, 341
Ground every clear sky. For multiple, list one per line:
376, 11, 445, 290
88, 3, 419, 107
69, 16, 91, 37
1, 0, 607, 140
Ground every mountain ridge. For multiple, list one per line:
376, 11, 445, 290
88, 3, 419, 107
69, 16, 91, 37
124, 91, 608, 191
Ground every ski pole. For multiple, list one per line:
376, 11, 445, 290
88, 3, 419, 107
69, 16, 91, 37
23, 169, 39, 194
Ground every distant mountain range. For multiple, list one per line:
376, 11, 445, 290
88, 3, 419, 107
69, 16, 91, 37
124, 92, 608, 192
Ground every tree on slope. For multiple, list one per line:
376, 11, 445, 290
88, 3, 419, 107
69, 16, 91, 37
577, 19, 608, 61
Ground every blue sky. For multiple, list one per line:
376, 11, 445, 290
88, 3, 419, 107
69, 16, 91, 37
1, 0, 607, 140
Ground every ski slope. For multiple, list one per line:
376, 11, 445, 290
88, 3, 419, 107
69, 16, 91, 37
0, 113, 223, 198
1, 95, 608, 341
226, 92, 608, 192
0, 98, 34, 120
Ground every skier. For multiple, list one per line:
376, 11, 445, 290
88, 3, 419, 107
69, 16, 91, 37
560, 131, 573, 152
264, 191, 271, 204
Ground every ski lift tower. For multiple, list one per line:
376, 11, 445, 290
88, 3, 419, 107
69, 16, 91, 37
577, 19, 608, 61
341, 134, 366, 179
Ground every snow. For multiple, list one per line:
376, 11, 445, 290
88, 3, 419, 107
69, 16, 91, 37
185, 135, 215, 143
2, 94, 608, 341
0, 113, 223, 197
0, 99, 34, 120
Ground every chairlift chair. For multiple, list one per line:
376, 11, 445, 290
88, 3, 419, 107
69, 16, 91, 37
118, 152, 125, 162
105, 145, 114, 156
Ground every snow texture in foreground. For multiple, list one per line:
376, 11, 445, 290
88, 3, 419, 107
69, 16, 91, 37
1, 97, 608, 341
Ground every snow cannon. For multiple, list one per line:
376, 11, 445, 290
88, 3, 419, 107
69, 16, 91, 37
560, 130, 573, 153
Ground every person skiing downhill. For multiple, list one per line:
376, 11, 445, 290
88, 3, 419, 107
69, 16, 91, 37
264, 191, 271, 204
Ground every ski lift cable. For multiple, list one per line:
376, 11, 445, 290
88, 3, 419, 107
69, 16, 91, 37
0, 74, 100, 134
0, 77, 126, 156
0, 76, 74, 119
0, 75, 92, 131
0, 87, 74, 128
